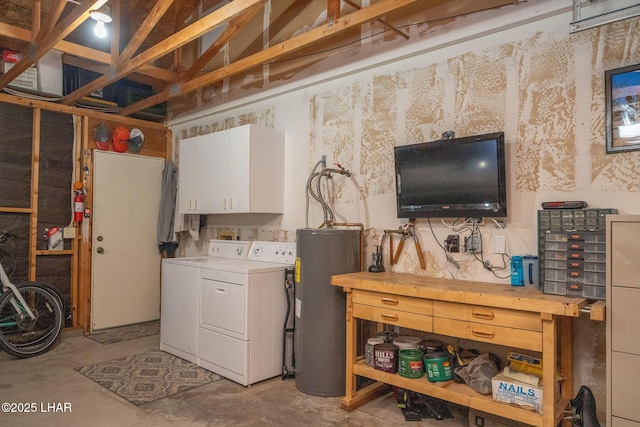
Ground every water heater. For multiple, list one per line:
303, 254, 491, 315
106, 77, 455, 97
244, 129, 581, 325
294, 228, 361, 396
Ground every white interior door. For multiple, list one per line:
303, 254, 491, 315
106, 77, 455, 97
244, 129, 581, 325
91, 151, 164, 331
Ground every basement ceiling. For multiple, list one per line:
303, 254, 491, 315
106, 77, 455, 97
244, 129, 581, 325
0, 0, 522, 121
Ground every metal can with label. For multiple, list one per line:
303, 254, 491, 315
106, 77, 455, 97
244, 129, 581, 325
374, 342, 399, 373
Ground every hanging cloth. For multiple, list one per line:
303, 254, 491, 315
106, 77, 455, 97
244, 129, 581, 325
157, 160, 178, 256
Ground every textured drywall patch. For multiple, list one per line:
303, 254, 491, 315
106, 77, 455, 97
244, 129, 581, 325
312, 85, 359, 203
361, 74, 401, 198
517, 33, 577, 192
404, 64, 446, 143
449, 51, 507, 134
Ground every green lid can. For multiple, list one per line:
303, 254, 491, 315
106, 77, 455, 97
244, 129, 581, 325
398, 349, 424, 379
424, 351, 453, 382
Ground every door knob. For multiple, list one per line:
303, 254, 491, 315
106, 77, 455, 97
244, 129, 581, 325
97, 236, 103, 241
96, 247, 104, 254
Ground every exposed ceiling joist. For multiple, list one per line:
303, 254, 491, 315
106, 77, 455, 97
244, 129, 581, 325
120, 0, 428, 116
181, 3, 263, 82
0, 20, 179, 82
0, 0, 525, 121
61, 0, 267, 105
118, 0, 176, 63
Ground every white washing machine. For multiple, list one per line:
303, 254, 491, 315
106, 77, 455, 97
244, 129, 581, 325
197, 241, 296, 386
160, 240, 250, 363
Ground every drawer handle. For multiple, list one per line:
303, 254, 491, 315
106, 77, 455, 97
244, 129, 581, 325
471, 329, 495, 339
381, 313, 399, 322
381, 297, 399, 305
471, 310, 495, 320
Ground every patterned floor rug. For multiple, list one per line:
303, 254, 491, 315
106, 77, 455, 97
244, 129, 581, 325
75, 350, 221, 405
86, 320, 160, 345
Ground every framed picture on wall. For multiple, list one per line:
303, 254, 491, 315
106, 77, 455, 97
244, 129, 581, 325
605, 63, 640, 153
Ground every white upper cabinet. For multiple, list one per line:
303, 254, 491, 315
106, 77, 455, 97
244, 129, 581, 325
178, 124, 284, 214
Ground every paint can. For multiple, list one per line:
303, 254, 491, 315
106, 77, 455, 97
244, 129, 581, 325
393, 335, 421, 350
374, 342, 399, 373
398, 349, 424, 379
421, 339, 444, 354
424, 351, 453, 382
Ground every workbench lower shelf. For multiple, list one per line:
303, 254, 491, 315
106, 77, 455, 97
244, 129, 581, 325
348, 361, 568, 426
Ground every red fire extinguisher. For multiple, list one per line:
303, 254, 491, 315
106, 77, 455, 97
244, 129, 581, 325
74, 191, 84, 223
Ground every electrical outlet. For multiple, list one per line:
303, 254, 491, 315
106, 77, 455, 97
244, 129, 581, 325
466, 230, 481, 252
494, 235, 506, 254
445, 235, 459, 252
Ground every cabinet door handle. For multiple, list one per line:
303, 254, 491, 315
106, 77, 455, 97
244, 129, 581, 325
194, 199, 198, 210
471, 328, 495, 339
223, 197, 228, 210
230, 196, 233, 210
471, 310, 495, 320
381, 313, 398, 322
381, 297, 399, 305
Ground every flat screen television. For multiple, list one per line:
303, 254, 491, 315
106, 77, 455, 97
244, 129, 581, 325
394, 132, 507, 219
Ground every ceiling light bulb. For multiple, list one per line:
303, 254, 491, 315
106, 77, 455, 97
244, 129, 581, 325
90, 11, 112, 23
94, 20, 107, 38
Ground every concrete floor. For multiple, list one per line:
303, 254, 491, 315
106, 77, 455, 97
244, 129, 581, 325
0, 330, 470, 426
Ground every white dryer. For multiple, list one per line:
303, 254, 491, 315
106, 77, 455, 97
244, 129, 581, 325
160, 240, 250, 363
197, 241, 296, 386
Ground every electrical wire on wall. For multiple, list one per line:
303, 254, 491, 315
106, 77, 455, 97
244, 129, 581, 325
433, 217, 513, 280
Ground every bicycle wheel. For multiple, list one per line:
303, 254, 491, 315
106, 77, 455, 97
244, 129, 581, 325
0, 281, 64, 358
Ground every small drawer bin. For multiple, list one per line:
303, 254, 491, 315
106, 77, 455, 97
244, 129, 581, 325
567, 232, 586, 241
573, 218, 586, 227
583, 285, 606, 300
545, 233, 568, 243
567, 242, 584, 251
545, 250, 568, 261
567, 269, 584, 280
544, 281, 567, 296
545, 268, 567, 282
545, 259, 566, 269
584, 262, 606, 272
545, 241, 567, 251
585, 233, 606, 243
567, 260, 584, 269
584, 271, 606, 286
567, 251, 584, 260
585, 243, 606, 253
584, 252, 606, 263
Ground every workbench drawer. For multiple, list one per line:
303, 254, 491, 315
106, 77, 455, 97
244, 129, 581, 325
433, 318, 542, 351
353, 290, 433, 315
433, 301, 541, 332
353, 303, 433, 331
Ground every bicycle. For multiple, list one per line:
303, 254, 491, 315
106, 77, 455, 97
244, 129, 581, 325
0, 230, 64, 358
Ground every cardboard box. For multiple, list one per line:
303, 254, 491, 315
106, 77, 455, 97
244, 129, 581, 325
468, 408, 530, 427
1, 49, 38, 91
491, 373, 544, 414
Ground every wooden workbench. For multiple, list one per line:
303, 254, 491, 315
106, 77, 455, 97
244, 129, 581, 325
331, 271, 587, 427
